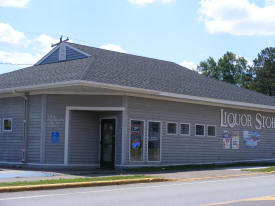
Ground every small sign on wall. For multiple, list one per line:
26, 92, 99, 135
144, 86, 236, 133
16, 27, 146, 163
223, 130, 231, 149
243, 131, 261, 148
232, 131, 240, 149
51, 132, 59, 143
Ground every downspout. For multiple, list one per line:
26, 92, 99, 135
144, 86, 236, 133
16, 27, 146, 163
22, 92, 29, 163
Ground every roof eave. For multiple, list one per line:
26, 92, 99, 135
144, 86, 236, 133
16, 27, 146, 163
0, 80, 275, 113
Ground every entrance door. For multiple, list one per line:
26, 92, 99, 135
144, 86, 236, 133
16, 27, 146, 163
100, 119, 116, 169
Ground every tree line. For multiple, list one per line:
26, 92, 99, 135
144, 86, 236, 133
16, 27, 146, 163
197, 47, 275, 97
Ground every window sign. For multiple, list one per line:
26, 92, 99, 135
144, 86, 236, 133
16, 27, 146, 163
148, 121, 161, 161
3, 118, 12, 132
130, 120, 144, 161
180, 123, 190, 135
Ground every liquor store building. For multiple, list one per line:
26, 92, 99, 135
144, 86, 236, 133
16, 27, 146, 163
0, 42, 275, 169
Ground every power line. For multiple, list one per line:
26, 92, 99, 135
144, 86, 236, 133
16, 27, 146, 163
0, 62, 33, 66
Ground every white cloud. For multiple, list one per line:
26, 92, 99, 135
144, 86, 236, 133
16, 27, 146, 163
0, 51, 41, 65
128, 0, 172, 6
0, 23, 25, 44
0, 23, 57, 67
0, 0, 30, 8
33, 34, 57, 53
198, 0, 275, 36
100, 44, 127, 53
180, 60, 198, 71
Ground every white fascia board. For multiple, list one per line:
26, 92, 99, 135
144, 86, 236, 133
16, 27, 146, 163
0, 80, 80, 94
1, 79, 275, 112
158, 91, 275, 112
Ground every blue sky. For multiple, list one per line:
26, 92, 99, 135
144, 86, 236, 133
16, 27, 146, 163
0, 0, 275, 74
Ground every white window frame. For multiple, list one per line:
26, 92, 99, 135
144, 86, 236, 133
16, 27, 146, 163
195, 124, 205, 136
3, 118, 12, 132
179, 123, 190, 136
166, 122, 177, 135
129, 119, 145, 162
207, 125, 217, 137
147, 120, 162, 162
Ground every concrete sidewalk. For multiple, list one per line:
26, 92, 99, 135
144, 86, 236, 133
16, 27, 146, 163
0, 166, 269, 183
0, 168, 120, 183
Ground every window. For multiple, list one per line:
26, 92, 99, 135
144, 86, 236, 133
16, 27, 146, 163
130, 120, 144, 161
208, 125, 216, 137
180, 123, 190, 135
167, 122, 177, 134
3, 118, 12, 132
148, 121, 161, 161
195, 124, 205, 136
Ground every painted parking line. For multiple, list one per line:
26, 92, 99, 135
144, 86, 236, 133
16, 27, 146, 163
201, 195, 275, 206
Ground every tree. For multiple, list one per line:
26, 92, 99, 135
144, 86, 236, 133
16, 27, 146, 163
197, 52, 250, 87
250, 47, 275, 97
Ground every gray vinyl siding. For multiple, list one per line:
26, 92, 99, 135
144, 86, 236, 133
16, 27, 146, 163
66, 46, 87, 61
68, 111, 122, 165
0, 97, 24, 162
69, 111, 99, 164
27, 95, 42, 163
45, 95, 123, 164
39, 48, 59, 65
127, 96, 275, 165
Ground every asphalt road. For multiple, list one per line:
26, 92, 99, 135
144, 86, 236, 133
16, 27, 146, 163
0, 174, 275, 206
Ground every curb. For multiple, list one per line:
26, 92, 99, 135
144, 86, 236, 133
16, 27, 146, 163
0, 178, 170, 193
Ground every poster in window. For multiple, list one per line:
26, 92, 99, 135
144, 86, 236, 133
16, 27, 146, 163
232, 131, 240, 149
223, 130, 231, 149
243, 131, 261, 148
130, 120, 144, 161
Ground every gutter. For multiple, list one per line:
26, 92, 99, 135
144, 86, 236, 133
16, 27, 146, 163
21, 93, 29, 163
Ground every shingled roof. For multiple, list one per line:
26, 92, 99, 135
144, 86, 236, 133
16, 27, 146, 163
1, 42, 275, 108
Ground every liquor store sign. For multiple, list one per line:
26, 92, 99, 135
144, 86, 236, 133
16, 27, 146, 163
220, 109, 275, 129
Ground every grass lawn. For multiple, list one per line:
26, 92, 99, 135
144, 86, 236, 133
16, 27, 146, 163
0, 175, 152, 188
242, 166, 275, 173
126, 162, 275, 173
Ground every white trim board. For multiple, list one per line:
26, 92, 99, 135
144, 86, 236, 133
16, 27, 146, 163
1, 79, 275, 113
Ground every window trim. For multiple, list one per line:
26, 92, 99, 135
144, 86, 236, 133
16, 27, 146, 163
207, 125, 217, 137
179, 123, 190, 136
2, 118, 13, 132
195, 124, 205, 136
166, 122, 177, 135
129, 119, 145, 162
147, 120, 162, 162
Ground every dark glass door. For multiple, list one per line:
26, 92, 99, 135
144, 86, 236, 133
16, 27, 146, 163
100, 119, 116, 169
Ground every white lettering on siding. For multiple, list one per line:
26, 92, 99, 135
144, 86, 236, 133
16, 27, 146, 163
221, 109, 275, 130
